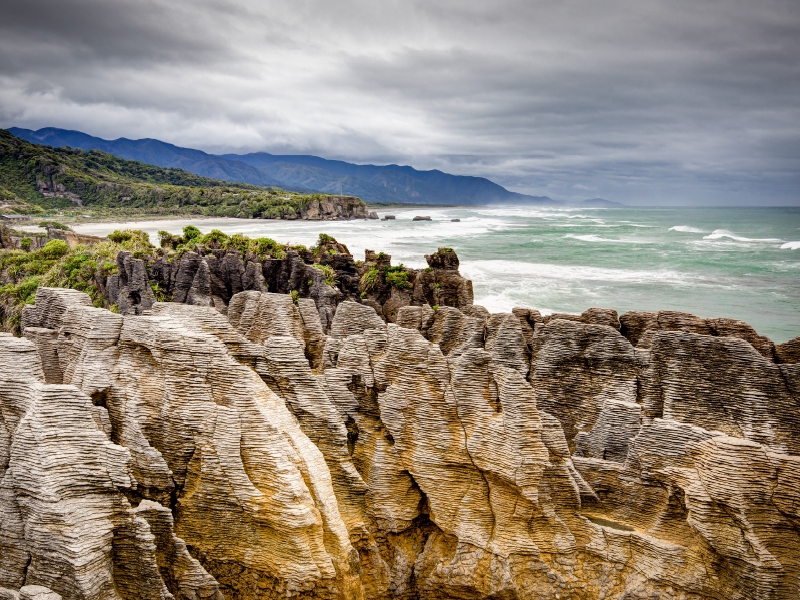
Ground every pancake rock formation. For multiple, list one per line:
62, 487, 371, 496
1, 278, 799, 599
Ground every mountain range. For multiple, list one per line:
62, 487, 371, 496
10, 127, 560, 206
0, 129, 360, 220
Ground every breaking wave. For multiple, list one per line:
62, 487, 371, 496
669, 225, 707, 233
564, 234, 648, 244
702, 229, 781, 243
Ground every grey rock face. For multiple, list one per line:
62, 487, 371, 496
620, 309, 776, 358
641, 330, 800, 454
531, 319, 639, 453
116, 251, 156, 315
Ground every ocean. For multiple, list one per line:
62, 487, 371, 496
72, 206, 800, 343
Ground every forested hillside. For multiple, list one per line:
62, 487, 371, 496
0, 129, 363, 219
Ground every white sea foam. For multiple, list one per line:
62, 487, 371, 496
461, 260, 704, 286
702, 229, 781, 243
669, 225, 707, 233
563, 234, 650, 244
781, 241, 800, 250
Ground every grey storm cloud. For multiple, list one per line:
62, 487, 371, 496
1, 0, 799, 205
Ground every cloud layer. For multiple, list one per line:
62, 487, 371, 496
1, 0, 799, 205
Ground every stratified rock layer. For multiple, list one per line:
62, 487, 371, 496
1, 285, 798, 600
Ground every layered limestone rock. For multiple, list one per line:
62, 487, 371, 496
4, 286, 799, 600
619, 309, 777, 358
0, 333, 221, 600
9, 288, 361, 599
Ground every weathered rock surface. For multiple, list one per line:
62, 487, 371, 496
620, 309, 777, 358
775, 335, 800, 363
2, 286, 798, 600
119, 242, 475, 338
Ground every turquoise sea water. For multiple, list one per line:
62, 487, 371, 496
72, 206, 800, 343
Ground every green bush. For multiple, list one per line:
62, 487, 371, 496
40, 239, 70, 259
199, 229, 229, 247
384, 265, 412, 289
38, 220, 71, 231
0, 277, 40, 306
150, 281, 171, 302
360, 267, 380, 293
182, 225, 202, 240
108, 229, 149, 244
248, 237, 284, 259
20, 237, 31, 251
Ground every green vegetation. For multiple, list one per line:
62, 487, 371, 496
360, 267, 380, 293
312, 263, 338, 286
0, 229, 155, 332
290, 290, 300, 305
311, 233, 338, 258
150, 281, 170, 302
158, 225, 288, 259
39, 220, 71, 230
20, 238, 31, 251
0, 129, 364, 219
384, 264, 412, 289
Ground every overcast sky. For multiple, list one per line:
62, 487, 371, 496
1, 0, 799, 205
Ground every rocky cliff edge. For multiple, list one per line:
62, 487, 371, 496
1, 271, 799, 599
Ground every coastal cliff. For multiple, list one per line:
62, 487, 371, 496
1, 239, 799, 599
